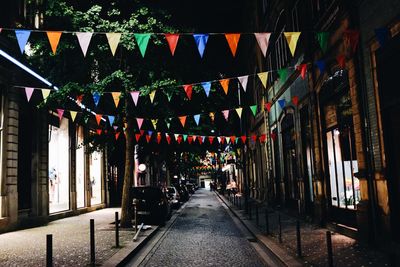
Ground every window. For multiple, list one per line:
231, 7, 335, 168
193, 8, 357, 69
76, 126, 85, 208
89, 150, 102, 205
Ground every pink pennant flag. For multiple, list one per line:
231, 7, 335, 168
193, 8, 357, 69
237, 75, 248, 92
222, 110, 230, 121
165, 34, 180, 56
25, 87, 34, 101
136, 118, 144, 129
254, 33, 271, 57
57, 109, 64, 121
130, 91, 140, 106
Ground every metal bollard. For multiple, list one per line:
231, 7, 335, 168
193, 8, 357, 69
90, 219, 95, 265
296, 220, 302, 257
326, 231, 333, 267
265, 209, 270, 235
46, 234, 52, 267
256, 205, 259, 226
115, 212, 119, 248
134, 204, 138, 232
278, 213, 282, 243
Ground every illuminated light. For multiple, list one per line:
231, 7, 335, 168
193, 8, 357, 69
138, 164, 146, 172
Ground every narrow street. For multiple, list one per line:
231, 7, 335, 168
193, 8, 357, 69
128, 189, 266, 267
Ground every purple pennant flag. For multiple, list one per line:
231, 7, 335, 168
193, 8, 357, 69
193, 34, 209, 58
201, 82, 211, 97
25, 87, 34, 101
130, 91, 140, 106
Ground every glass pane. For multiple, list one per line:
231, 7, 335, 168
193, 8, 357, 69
90, 151, 102, 205
76, 127, 85, 208
326, 131, 338, 206
49, 118, 69, 213
306, 146, 314, 202
333, 129, 346, 208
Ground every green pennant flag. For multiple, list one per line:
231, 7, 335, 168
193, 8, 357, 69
316, 32, 329, 53
250, 105, 257, 116
134, 33, 151, 57
183, 134, 188, 142
278, 68, 288, 83
166, 92, 173, 102
165, 119, 171, 129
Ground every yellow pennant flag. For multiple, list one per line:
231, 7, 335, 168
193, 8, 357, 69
46, 31, 62, 54
149, 90, 156, 103
41, 89, 51, 102
235, 108, 243, 118
257, 72, 269, 88
106, 33, 122, 56
209, 112, 215, 122
151, 119, 158, 130
111, 92, 121, 107
219, 79, 230, 95
70, 111, 77, 122
284, 32, 301, 57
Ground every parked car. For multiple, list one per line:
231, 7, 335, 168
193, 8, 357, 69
165, 186, 181, 209
185, 183, 195, 194
130, 186, 171, 225
174, 184, 189, 202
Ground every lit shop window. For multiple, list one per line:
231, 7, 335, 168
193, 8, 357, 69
89, 150, 102, 205
76, 126, 85, 208
49, 118, 70, 213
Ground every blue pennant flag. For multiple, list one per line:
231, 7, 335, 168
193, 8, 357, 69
201, 82, 211, 97
93, 92, 101, 106
148, 130, 153, 136
374, 27, 389, 47
193, 34, 209, 58
278, 99, 286, 109
15, 30, 31, 54
108, 115, 115, 126
315, 60, 326, 74
194, 114, 200, 126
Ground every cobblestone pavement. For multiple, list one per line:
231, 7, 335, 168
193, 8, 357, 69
223, 194, 392, 267
0, 208, 137, 266
134, 189, 266, 267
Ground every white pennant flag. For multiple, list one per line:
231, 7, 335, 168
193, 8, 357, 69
237, 75, 248, 92
254, 33, 271, 57
76, 32, 93, 57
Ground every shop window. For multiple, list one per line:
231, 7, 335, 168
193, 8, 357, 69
49, 118, 70, 213
76, 126, 85, 208
89, 150, 102, 205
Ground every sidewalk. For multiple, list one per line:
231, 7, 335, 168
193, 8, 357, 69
0, 208, 157, 266
217, 192, 392, 267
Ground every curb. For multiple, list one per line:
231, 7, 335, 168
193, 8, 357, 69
215, 192, 303, 267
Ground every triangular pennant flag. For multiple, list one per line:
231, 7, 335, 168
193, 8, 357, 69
250, 105, 257, 116
149, 90, 156, 103
230, 136, 236, 144
225, 33, 241, 57
193, 34, 209, 58
183, 85, 193, 100
209, 136, 214, 144
278, 99, 286, 109
46, 31, 62, 55
112, 92, 121, 107
219, 79, 230, 95
187, 136, 193, 144
235, 108, 243, 118
222, 110, 230, 121
278, 68, 288, 82
174, 134, 179, 140
145, 134, 151, 143
201, 82, 211, 97
337, 55, 346, 69
113, 126, 118, 131
56, 109, 64, 121
70, 111, 77, 122
179, 116, 187, 127
108, 115, 115, 126
217, 137, 222, 144
296, 64, 307, 80
41, 89, 51, 102
260, 134, 267, 143
165, 119, 171, 129
106, 33, 121, 56
241, 136, 247, 144
375, 27, 390, 47
25, 87, 34, 101
140, 130, 145, 136
177, 135, 182, 144
183, 134, 188, 142
136, 118, 144, 129
157, 133, 162, 144
237, 75, 248, 92
343, 30, 360, 53
134, 33, 151, 57
200, 136, 205, 144
151, 119, 158, 130
165, 34, 180, 56
95, 114, 102, 125
209, 112, 215, 122
284, 32, 301, 57
194, 114, 201, 126
254, 33, 271, 57
130, 91, 140, 106
166, 134, 171, 144
225, 137, 230, 144
251, 135, 257, 142
15, 30, 31, 54
316, 32, 329, 53
315, 60, 326, 74
96, 129, 102, 135
292, 96, 299, 106
135, 133, 141, 142
166, 92, 173, 102
148, 130, 153, 137
124, 123, 128, 131
76, 32, 93, 57
265, 102, 272, 112
115, 132, 121, 140
270, 132, 277, 141
93, 92, 101, 106
76, 94, 84, 104
258, 72, 269, 88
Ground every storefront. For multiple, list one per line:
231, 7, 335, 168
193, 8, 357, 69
76, 126, 85, 208
89, 150, 103, 206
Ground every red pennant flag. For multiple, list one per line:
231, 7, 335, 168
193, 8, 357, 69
292, 96, 299, 106
270, 132, 277, 141
241, 135, 247, 144
157, 133, 162, 144
140, 130, 145, 136
251, 135, 257, 142
337, 55, 346, 69
57, 109, 64, 121
265, 102, 272, 112
166, 134, 171, 144
76, 94, 84, 104
208, 136, 214, 144
115, 132, 120, 140
220, 137, 225, 144
177, 135, 182, 144
135, 133, 141, 142
95, 114, 102, 125
96, 129, 102, 135
230, 136, 236, 143
188, 136, 193, 144
197, 137, 202, 145
225, 33, 241, 57
145, 134, 151, 143
259, 134, 267, 143
296, 64, 307, 80
183, 85, 193, 100
165, 34, 180, 56
343, 30, 360, 53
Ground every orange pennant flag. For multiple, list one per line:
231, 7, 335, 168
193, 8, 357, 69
179, 116, 187, 127
225, 33, 241, 57
95, 114, 102, 125
165, 34, 180, 56
46, 31, 62, 54
111, 92, 121, 107
219, 79, 230, 95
